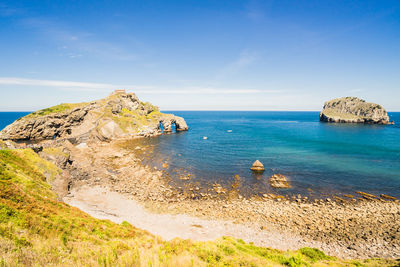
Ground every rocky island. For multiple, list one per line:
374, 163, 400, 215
0, 90, 188, 142
320, 97, 391, 124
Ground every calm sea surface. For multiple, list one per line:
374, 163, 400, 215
0, 112, 30, 130
2, 111, 400, 197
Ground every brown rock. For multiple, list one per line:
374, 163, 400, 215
380, 194, 396, 200
250, 160, 265, 172
355, 191, 377, 199
162, 162, 169, 168
269, 174, 291, 188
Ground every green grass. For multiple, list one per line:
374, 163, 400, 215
107, 107, 163, 133
0, 140, 6, 149
25, 103, 86, 118
0, 148, 398, 266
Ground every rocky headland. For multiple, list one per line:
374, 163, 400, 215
320, 97, 391, 124
0, 90, 188, 142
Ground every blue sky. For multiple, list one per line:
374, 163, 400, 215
0, 0, 399, 111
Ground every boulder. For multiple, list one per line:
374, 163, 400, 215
250, 160, 265, 172
269, 174, 290, 188
98, 121, 124, 141
320, 97, 390, 124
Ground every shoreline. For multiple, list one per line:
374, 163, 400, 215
64, 185, 325, 251
38, 138, 400, 260
119, 135, 400, 202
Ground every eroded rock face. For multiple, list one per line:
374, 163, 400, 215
0, 92, 189, 142
0, 105, 94, 141
160, 115, 189, 132
320, 97, 390, 124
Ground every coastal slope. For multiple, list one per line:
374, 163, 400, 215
0, 91, 188, 142
320, 97, 390, 124
1, 147, 386, 266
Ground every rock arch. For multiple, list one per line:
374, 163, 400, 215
159, 116, 189, 133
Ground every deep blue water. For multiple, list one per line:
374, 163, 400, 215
1, 111, 400, 197
0, 112, 30, 130
140, 111, 400, 198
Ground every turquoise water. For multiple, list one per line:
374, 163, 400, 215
1, 111, 400, 197
140, 111, 400, 198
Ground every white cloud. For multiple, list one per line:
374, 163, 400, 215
226, 50, 258, 71
137, 88, 268, 94
0, 77, 281, 95
216, 50, 259, 79
0, 3, 21, 17
19, 17, 137, 61
0, 77, 114, 90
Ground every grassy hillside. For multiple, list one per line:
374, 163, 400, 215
0, 149, 397, 266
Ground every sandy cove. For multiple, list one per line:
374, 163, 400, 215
41, 139, 400, 260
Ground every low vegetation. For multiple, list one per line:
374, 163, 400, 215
0, 148, 398, 266
321, 109, 362, 120
0, 140, 6, 149
25, 103, 86, 118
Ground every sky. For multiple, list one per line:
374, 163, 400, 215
0, 0, 399, 111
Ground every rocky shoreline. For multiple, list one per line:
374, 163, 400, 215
38, 138, 400, 260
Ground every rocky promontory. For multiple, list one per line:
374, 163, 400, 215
320, 97, 390, 124
0, 90, 188, 142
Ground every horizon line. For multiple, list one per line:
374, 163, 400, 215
1, 109, 400, 113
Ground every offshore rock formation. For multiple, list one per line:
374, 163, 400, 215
0, 91, 188, 142
250, 160, 265, 172
320, 97, 390, 124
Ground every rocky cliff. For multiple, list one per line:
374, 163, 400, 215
320, 97, 390, 124
0, 91, 188, 142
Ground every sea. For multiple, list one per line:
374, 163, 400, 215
1, 111, 400, 198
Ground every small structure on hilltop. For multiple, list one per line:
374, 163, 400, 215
112, 89, 126, 95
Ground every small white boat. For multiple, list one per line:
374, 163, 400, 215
203, 136, 208, 140
227, 130, 232, 133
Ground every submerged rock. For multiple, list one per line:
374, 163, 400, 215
320, 97, 390, 124
250, 160, 265, 172
0, 90, 189, 142
380, 194, 396, 200
269, 174, 290, 188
